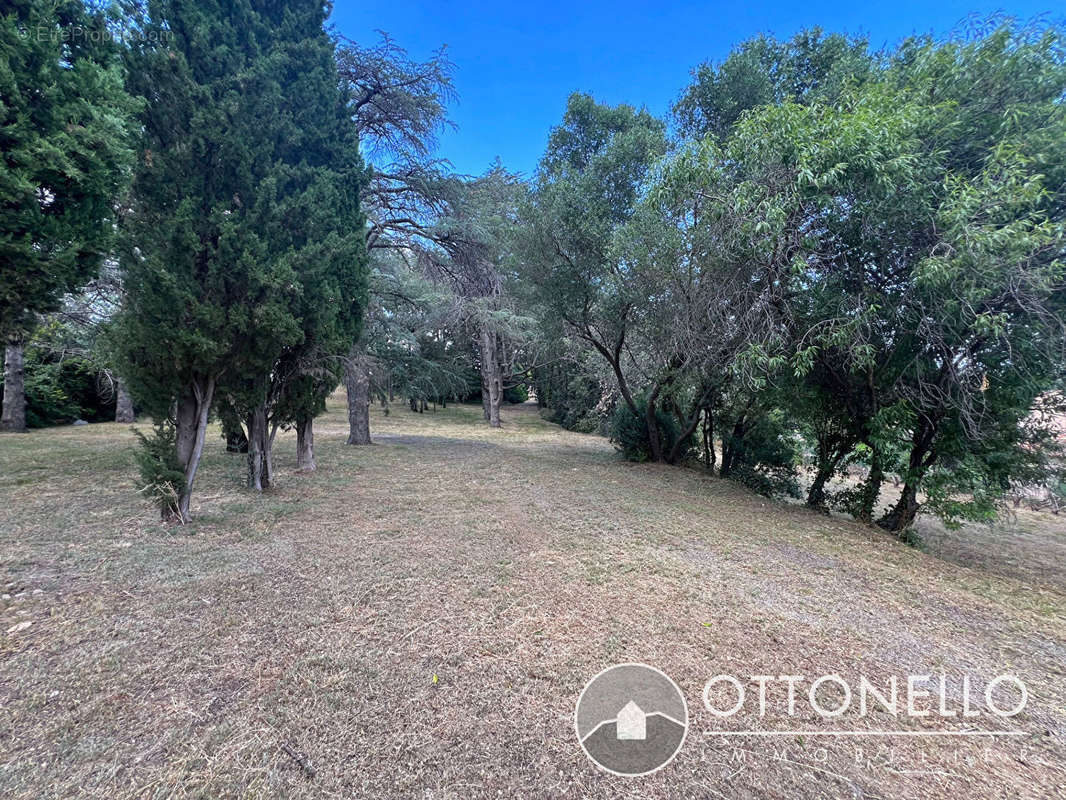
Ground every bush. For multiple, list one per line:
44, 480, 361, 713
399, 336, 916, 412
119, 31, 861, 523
535, 364, 603, 431
730, 460, 801, 499
21, 353, 116, 427
133, 422, 185, 518
722, 411, 801, 498
504, 383, 529, 404
609, 399, 693, 462
460, 382, 529, 405
24, 362, 83, 427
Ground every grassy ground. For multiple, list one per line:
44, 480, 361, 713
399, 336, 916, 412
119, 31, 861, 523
1, 397, 1064, 799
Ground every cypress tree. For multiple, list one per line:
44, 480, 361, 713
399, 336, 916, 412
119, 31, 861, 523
0, 0, 135, 431
114, 0, 367, 519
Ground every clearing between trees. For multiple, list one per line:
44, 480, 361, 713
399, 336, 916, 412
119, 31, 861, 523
1, 399, 1064, 799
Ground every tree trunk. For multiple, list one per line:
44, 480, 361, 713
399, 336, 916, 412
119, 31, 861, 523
220, 405, 248, 453
172, 397, 196, 522
172, 376, 215, 523
643, 382, 664, 463
114, 379, 135, 423
1, 340, 27, 433
666, 400, 703, 465
855, 450, 883, 524
719, 416, 747, 477
879, 481, 920, 533
345, 344, 371, 445
582, 321, 638, 416
808, 434, 856, 510
246, 404, 273, 491
806, 464, 834, 509
702, 408, 715, 470
480, 326, 502, 428
878, 422, 938, 535
877, 417, 937, 534
296, 416, 315, 471
174, 391, 198, 473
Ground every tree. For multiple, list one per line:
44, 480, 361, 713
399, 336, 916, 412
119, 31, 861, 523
608, 139, 800, 468
873, 21, 1066, 530
425, 164, 534, 427
114, 0, 367, 518
347, 250, 472, 443
0, 0, 135, 431
6, 261, 129, 428
523, 93, 667, 443
336, 32, 456, 251
336, 33, 459, 443
521, 20, 1065, 532
525, 92, 797, 468
674, 28, 873, 141
688, 19, 1066, 531
528, 38, 868, 442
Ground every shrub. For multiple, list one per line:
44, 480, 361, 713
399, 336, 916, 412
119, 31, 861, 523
21, 351, 116, 427
722, 411, 801, 498
537, 368, 603, 431
609, 399, 693, 462
133, 422, 185, 518
504, 383, 529, 404
24, 362, 82, 427
730, 460, 801, 499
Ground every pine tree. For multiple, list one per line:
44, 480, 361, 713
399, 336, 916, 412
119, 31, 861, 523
0, 0, 135, 431
114, 0, 367, 520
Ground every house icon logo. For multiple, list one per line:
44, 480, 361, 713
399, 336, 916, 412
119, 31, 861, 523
574, 663, 688, 776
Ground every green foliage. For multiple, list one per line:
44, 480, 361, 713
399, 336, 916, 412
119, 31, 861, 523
361, 251, 474, 405
114, 0, 368, 421
522, 93, 666, 353
15, 322, 118, 427
535, 350, 605, 432
721, 408, 801, 499
553, 387, 602, 431
132, 422, 184, 518
665, 18, 1066, 528
0, 0, 136, 337
610, 399, 691, 463
23, 362, 82, 427
674, 28, 873, 140
503, 384, 528, 404
6, 6, 1060, 541
895, 527, 924, 549
458, 382, 529, 405
24, 357, 113, 427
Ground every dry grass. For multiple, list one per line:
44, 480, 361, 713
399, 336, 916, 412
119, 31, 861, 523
1, 397, 1065, 798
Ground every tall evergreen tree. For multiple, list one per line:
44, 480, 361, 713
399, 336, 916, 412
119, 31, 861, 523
0, 0, 135, 432
421, 164, 534, 428
335, 32, 458, 444
114, 0, 367, 519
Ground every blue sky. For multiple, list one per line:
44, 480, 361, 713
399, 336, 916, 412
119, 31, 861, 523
330, 0, 1060, 178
